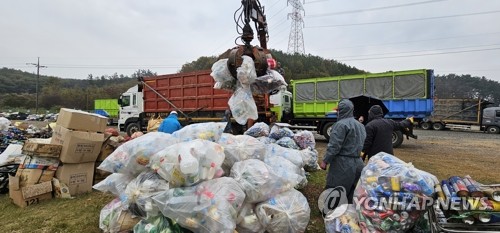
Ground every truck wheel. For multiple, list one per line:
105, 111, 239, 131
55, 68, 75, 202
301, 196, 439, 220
126, 123, 140, 136
420, 122, 431, 130
392, 130, 404, 148
322, 122, 335, 141
432, 122, 444, 130
486, 126, 500, 134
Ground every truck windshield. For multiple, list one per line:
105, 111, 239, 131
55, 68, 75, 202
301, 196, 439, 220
121, 95, 131, 107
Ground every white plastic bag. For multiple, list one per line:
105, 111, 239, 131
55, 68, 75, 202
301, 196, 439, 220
230, 159, 294, 203
99, 198, 128, 233
300, 147, 321, 172
98, 132, 178, 176
172, 122, 226, 142
236, 203, 265, 233
324, 204, 361, 233
255, 189, 311, 233
236, 55, 257, 88
269, 125, 294, 140
228, 86, 258, 125
263, 155, 306, 190
244, 122, 270, 137
266, 143, 304, 168
210, 58, 236, 91
251, 69, 288, 95
217, 133, 267, 175
0, 117, 11, 131
123, 171, 169, 218
293, 130, 316, 149
93, 173, 133, 197
149, 139, 225, 187
152, 177, 246, 233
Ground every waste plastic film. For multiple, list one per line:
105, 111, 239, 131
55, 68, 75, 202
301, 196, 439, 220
255, 188, 311, 233
97, 132, 178, 176
217, 133, 267, 175
354, 152, 438, 232
148, 139, 225, 188
152, 177, 246, 233
230, 159, 296, 203
172, 122, 226, 143
324, 204, 361, 233
123, 171, 169, 218
93, 122, 317, 232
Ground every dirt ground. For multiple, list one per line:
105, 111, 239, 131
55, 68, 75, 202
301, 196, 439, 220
314, 129, 500, 184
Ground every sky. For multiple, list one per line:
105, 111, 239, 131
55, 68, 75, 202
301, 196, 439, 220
1, 0, 500, 82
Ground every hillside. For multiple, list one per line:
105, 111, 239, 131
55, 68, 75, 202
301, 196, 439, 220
2, 51, 500, 112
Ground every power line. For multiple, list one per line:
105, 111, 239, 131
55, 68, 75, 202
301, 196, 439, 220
26, 57, 47, 114
335, 43, 500, 59
307, 0, 448, 18
337, 47, 500, 61
307, 10, 500, 28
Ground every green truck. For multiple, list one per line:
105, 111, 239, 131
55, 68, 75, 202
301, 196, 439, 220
94, 99, 119, 125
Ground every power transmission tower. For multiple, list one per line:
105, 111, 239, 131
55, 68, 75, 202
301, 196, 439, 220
27, 57, 47, 114
287, 0, 305, 54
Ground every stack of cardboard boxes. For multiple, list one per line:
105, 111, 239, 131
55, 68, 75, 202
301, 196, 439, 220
9, 138, 62, 207
50, 108, 107, 196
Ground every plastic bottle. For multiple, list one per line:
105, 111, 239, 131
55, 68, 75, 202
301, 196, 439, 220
179, 153, 199, 175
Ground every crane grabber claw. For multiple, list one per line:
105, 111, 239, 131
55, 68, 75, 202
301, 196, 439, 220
225, 0, 276, 79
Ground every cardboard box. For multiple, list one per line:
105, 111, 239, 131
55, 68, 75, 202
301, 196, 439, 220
57, 108, 108, 133
50, 125, 105, 163
15, 168, 56, 187
56, 162, 95, 196
9, 175, 53, 208
22, 139, 62, 158
19, 155, 59, 170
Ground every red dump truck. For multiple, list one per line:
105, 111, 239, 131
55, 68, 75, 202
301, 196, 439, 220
117, 70, 270, 136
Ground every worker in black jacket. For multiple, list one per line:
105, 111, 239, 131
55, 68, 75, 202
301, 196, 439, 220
362, 105, 413, 161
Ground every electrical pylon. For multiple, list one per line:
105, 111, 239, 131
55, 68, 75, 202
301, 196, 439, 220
287, 0, 305, 54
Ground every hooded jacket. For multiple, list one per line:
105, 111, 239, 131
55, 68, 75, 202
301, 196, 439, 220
363, 105, 411, 157
158, 114, 182, 134
323, 99, 366, 200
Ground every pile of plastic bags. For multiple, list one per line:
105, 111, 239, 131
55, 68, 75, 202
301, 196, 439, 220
211, 56, 287, 125
95, 121, 316, 233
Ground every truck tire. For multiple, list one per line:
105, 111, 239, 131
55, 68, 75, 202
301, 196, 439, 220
432, 122, 444, 130
486, 126, 500, 134
420, 122, 431, 130
392, 130, 404, 148
126, 123, 140, 137
322, 122, 335, 141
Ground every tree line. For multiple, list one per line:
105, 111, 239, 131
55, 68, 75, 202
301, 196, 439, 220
1, 50, 499, 113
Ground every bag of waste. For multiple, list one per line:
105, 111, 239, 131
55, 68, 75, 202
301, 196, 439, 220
211, 58, 236, 91
354, 152, 438, 233
218, 133, 266, 175
152, 177, 246, 233
257, 136, 276, 144
172, 122, 226, 143
228, 86, 258, 125
0, 117, 11, 131
93, 173, 134, 197
236, 203, 265, 233
269, 125, 294, 140
98, 132, 178, 176
244, 122, 270, 137
251, 69, 287, 95
99, 198, 140, 233
230, 159, 294, 203
147, 116, 163, 133
293, 130, 316, 149
324, 204, 361, 233
255, 189, 310, 233
263, 155, 307, 190
133, 215, 187, 233
266, 143, 304, 168
276, 137, 300, 150
236, 55, 257, 88
123, 171, 169, 218
149, 139, 225, 188
300, 147, 321, 172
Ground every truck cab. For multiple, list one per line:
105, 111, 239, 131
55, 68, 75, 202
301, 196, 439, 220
482, 106, 500, 134
118, 85, 144, 135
